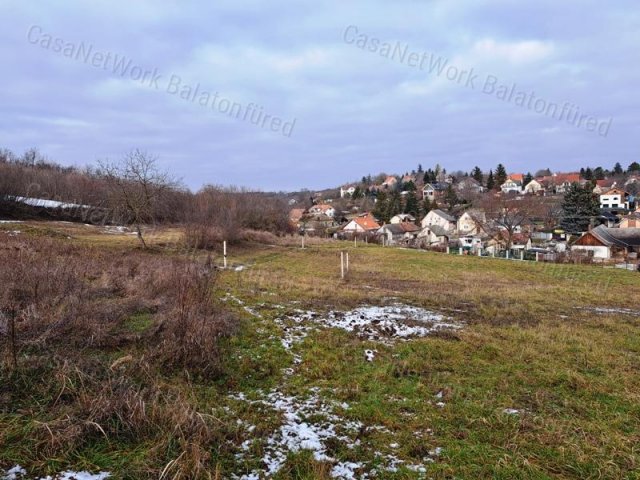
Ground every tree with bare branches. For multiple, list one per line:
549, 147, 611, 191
474, 195, 535, 250
100, 149, 177, 248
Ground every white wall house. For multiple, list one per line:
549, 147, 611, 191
600, 189, 629, 210
389, 213, 416, 224
523, 179, 544, 194
457, 210, 485, 235
308, 204, 336, 217
340, 185, 356, 198
421, 209, 457, 232
500, 179, 522, 194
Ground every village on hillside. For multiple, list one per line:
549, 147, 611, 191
289, 163, 640, 267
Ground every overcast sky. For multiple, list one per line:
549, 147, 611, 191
1, 1, 639, 191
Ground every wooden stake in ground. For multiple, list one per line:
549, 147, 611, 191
223, 241, 227, 269
340, 251, 345, 279
346, 251, 349, 272
301, 234, 305, 249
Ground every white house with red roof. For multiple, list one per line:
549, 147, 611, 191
342, 213, 381, 233
308, 203, 336, 217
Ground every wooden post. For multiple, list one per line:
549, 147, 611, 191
506, 250, 510, 259
478, 248, 482, 257
340, 251, 345, 279
223, 241, 227, 268
446, 246, 450, 254
354, 236, 357, 247
301, 234, 305, 249
536, 252, 539, 262
520, 250, 524, 261
459, 247, 463, 255
346, 252, 350, 272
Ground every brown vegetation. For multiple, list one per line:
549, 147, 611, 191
0, 234, 238, 478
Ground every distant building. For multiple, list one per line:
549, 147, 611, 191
600, 188, 629, 211
340, 185, 356, 198
421, 209, 457, 233
308, 204, 336, 217
389, 213, 416, 224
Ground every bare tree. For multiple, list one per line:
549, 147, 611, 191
475, 196, 534, 250
100, 150, 176, 248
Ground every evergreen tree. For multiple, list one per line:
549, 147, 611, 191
613, 162, 623, 175
417, 164, 423, 173
524, 172, 533, 185
580, 167, 586, 178
387, 190, 402, 220
421, 197, 433, 218
584, 167, 593, 180
560, 183, 600, 234
495, 164, 507, 186
628, 161, 640, 173
593, 167, 605, 180
404, 191, 419, 216
471, 166, 483, 184
372, 191, 388, 222
486, 169, 495, 190
444, 184, 458, 210
403, 180, 417, 192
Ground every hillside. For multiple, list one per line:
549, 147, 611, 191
1, 222, 638, 479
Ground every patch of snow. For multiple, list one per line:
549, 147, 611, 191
364, 349, 376, 362
322, 304, 463, 342
0, 467, 109, 480
9, 196, 91, 210
0, 220, 22, 224
503, 408, 520, 415
435, 402, 446, 408
2, 466, 26, 480
577, 306, 640, 317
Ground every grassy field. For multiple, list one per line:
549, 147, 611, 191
1, 222, 639, 479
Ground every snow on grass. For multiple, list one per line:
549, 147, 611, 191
503, 408, 521, 415
321, 304, 463, 342
576, 306, 640, 317
226, 300, 449, 478
0, 467, 110, 480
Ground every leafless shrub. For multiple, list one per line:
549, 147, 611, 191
0, 235, 236, 374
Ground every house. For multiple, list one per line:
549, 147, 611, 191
539, 173, 582, 194
417, 225, 450, 246
600, 188, 629, 211
624, 175, 640, 189
523, 179, 544, 195
458, 235, 484, 253
342, 213, 381, 234
455, 177, 484, 194
389, 213, 416, 224
421, 209, 457, 233
593, 179, 617, 195
457, 209, 485, 235
340, 185, 356, 198
620, 210, 640, 228
422, 182, 448, 201
500, 178, 522, 194
572, 225, 640, 259
382, 176, 398, 189
510, 233, 532, 251
308, 204, 336, 217
377, 223, 421, 245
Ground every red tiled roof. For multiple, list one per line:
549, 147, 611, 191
353, 214, 381, 230
508, 173, 524, 182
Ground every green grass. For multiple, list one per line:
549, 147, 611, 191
1, 224, 639, 479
